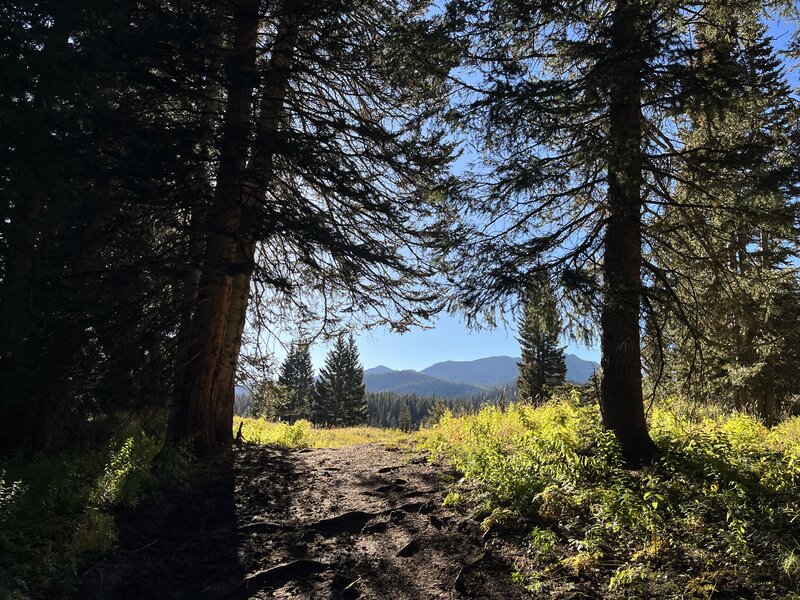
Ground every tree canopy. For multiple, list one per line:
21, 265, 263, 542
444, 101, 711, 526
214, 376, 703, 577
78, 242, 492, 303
438, 0, 798, 462
0, 0, 797, 466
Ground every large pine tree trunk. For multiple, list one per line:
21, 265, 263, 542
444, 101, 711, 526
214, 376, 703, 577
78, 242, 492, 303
213, 7, 300, 443
171, 1, 300, 450
168, 0, 260, 452
600, 0, 657, 465
214, 254, 252, 443
173, 204, 208, 396
172, 9, 222, 410
169, 210, 240, 451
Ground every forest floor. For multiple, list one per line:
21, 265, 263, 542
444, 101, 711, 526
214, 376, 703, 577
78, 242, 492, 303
76, 443, 528, 600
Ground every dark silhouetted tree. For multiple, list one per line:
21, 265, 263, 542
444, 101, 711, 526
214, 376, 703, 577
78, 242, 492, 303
516, 282, 566, 403
314, 334, 367, 426
169, 0, 455, 451
0, 0, 222, 451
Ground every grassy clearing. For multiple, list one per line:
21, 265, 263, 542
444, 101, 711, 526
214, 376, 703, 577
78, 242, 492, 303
418, 393, 800, 598
235, 416, 413, 449
0, 427, 192, 598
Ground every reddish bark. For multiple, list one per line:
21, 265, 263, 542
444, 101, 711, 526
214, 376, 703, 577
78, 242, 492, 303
171, 1, 300, 451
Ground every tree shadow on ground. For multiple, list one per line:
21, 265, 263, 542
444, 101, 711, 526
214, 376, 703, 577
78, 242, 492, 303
76, 447, 298, 599
76, 444, 526, 599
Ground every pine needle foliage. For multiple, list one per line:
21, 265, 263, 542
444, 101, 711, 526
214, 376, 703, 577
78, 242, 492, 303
248, 381, 292, 421
276, 342, 315, 420
439, 0, 797, 463
516, 281, 567, 403
641, 2, 800, 422
314, 334, 368, 427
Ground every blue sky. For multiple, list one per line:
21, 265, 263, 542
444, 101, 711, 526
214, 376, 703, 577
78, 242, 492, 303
309, 315, 600, 371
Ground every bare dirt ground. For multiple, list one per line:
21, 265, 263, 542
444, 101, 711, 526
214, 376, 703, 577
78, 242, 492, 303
77, 444, 528, 599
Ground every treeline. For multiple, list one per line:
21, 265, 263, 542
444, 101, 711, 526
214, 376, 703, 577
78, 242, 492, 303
366, 387, 516, 430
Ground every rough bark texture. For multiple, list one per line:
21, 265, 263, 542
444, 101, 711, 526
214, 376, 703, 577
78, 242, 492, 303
600, 0, 657, 465
213, 7, 300, 446
170, 0, 299, 451
169, 0, 260, 451
172, 12, 221, 413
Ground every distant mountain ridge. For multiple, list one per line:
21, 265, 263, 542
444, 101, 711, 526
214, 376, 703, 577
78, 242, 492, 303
421, 356, 518, 387
565, 354, 598, 385
364, 354, 598, 397
363, 369, 487, 397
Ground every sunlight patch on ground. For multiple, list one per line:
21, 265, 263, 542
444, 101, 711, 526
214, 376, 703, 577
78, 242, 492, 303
234, 417, 413, 449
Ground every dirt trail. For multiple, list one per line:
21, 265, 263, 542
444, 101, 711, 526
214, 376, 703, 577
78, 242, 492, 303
78, 444, 527, 599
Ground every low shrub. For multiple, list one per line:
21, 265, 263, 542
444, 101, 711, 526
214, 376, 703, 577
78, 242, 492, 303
419, 392, 800, 598
0, 426, 193, 598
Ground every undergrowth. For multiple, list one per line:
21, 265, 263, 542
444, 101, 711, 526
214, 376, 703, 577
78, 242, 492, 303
419, 392, 800, 599
235, 416, 412, 449
0, 426, 193, 598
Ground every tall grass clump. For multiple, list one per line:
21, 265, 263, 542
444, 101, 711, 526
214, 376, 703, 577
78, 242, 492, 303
0, 425, 193, 598
420, 392, 800, 598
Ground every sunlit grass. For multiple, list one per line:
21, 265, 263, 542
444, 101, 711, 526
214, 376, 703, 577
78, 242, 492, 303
235, 416, 414, 449
418, 392, 800, 598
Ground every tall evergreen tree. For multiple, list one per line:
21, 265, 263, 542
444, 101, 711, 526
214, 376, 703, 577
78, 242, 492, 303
248, 381, 291, 421
168, 0, 455, 451
399, 403, 413, 432
516, 282, 566, 403
440, 0, 795, 463
314, 334, 367, 426
0, 0, 220, 451
642, 5, 800, 424
276, 342, 315, 420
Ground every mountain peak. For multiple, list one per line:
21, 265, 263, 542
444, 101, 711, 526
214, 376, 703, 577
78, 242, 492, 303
421, 354, 597, 387
421, 356, 519, 386
364, 365, 395, 376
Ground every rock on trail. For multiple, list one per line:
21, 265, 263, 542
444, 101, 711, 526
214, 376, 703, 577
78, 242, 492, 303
77, 444, 526, 599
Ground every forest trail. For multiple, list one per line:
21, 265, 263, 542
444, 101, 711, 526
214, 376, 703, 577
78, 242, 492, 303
77, 444, 527, 599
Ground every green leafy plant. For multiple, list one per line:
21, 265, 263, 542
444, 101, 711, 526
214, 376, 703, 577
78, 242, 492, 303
0, 424, 193, 598
91, 432, 161, 507
418, 393, 800, 598
0, 471, 24, 520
